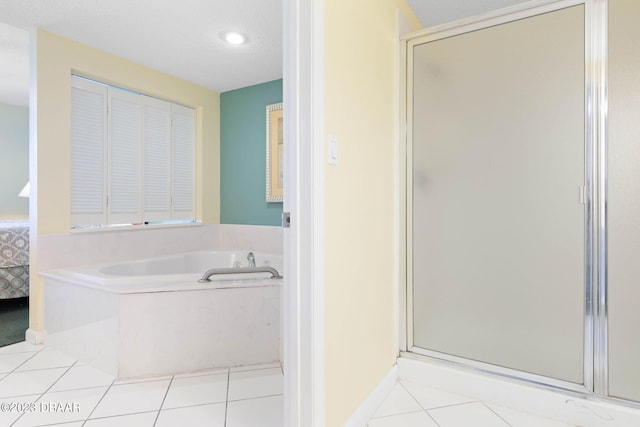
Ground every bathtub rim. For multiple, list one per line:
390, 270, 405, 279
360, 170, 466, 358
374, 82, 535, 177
41, 249, 283, 295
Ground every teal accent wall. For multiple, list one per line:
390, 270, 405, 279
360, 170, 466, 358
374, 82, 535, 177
0, 103, 29, 219
220, 79, 283, 225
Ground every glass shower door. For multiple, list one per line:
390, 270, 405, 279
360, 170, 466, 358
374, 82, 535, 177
410, 5, 586, 384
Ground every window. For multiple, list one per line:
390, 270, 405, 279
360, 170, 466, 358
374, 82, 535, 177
70, 76, 196, 228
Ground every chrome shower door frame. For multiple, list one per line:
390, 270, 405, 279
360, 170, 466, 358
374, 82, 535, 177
401, 0, 610, 398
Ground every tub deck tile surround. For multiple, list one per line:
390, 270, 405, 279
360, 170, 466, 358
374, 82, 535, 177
36, 224, 282, 272
0, 342, 284, 427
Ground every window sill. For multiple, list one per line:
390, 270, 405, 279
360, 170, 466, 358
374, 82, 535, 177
70, 221, 203, 234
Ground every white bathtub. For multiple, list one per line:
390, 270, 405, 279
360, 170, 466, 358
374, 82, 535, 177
42, 250, 283, 379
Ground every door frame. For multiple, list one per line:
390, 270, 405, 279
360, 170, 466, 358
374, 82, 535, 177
283, 0, 326, 425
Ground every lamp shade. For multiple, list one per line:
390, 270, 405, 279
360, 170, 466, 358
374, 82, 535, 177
18, 182, 30, 198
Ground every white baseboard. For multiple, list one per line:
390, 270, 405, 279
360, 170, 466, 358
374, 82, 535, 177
398, 356, 640, 427
25, 328, 43, 344
344, 365, 398, 427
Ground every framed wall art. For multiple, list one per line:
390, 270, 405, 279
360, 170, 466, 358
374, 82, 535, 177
266, 102, 283, 202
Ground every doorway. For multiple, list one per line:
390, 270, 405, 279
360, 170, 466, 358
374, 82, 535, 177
0, 23, 30, 348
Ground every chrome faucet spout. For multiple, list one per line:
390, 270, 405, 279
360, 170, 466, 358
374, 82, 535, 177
247, 252, 256, 268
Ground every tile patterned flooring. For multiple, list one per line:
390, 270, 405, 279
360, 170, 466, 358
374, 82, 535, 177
0, 341, 578, 426
0, 342, 283, 427
367, 381, 576, 427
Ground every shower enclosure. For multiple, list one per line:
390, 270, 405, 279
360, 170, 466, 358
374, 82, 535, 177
403, 0, 640, 405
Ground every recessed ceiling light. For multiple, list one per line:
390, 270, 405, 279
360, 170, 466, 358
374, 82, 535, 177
223, 32, 246, 45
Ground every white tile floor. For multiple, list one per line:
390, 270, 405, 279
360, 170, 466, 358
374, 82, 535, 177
0, 341, 283, 427
0, 341, 579, 427
367, 381, 577, 427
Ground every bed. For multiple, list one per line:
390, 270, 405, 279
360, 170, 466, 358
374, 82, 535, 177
0, 220, 29, 299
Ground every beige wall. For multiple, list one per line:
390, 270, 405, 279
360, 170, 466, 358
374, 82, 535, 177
30, 29, 220, 333
323, 1, 420, 425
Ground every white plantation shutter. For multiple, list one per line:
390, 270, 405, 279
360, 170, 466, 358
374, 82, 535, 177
70, 77, 108, 226
143, 99, 171, 221
109, 89, 142, 224
171, 104, 195, 220
70, 75, 196, 227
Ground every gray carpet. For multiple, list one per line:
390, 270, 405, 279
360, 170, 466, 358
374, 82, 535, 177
0, 297, 29, 347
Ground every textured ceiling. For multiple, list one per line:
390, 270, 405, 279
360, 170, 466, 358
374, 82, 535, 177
0, 0, 283, 107
407, 0, 530, 27
0, 0, 534, 108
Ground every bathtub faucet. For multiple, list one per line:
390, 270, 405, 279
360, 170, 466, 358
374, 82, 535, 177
247, 252, 256, 268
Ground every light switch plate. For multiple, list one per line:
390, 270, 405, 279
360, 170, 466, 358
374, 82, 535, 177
328, 135, 338, 165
